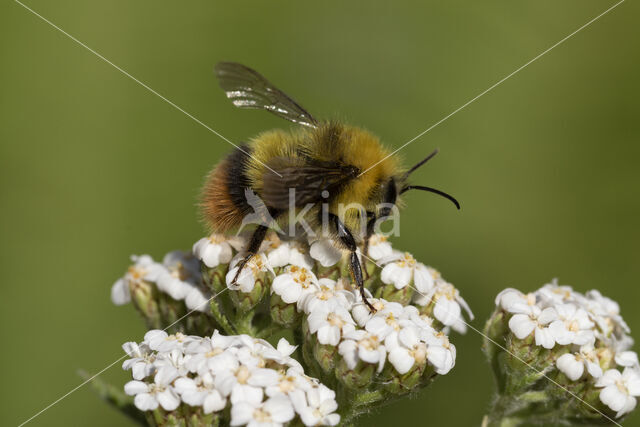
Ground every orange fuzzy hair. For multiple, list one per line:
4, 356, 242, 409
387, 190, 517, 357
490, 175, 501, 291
199, 157, 243, 233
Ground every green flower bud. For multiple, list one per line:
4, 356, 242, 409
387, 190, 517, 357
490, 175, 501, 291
130, 280, 162, 329
229, 276, 268, 312
270, 293, 300, 327
374, 282, 414, 305
335, 358, 375, 390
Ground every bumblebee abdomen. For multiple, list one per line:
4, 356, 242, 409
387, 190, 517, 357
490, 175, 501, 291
200, 145, 253, 232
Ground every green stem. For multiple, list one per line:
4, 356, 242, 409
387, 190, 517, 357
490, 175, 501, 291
209, 296, 236, 335
234, 309, 256, 335
483, 394, 524, 427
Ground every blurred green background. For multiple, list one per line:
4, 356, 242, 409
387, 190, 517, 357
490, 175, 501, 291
1, 0, 639, 426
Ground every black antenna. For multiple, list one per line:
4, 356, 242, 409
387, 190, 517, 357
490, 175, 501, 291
400, 185, 460, 210
403, 148, 439, 180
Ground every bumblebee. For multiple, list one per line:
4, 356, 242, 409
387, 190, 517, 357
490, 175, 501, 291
201, 62, 459, 311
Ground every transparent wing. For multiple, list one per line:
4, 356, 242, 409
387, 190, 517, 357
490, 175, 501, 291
214, 62, 319, 128
261, 157, 358, 209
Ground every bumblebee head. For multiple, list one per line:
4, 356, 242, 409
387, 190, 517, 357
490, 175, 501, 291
377, 149, 460, 220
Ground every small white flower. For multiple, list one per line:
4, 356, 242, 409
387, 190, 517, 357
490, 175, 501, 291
265, 240, 315, 270
111, 255, 162, 305
367, 234, 394, 261
144, 330, 197, 353
386, 325, 428, 374
338, 330, 386, 373
307, 305, 356, 346
215, 365, 279, 403
351, 295, 387, 327
184, 339, 239, 376
265, 241, 291, 268
265, 369, 311, 398
380, 252, 434, 292
271, 265, 319, 304
508, 305, 557, 349
111, 279, 131, 305
596, 368, 640, 417
548, 303, 595, 346
122, 341, 156, 380
231, 394, 295, 427
585, 289, 630, 336
225, 253, 272, 293
423, 330, 457, 375
290, 384, 341, 426
299, 278, 355, 314
174, 373, 227, 414
536, 280, 576, 306
124, 379, 180, 411
156, 251, 201, 300
556, 344, 603, 381
192, 234, 233, 268
185, 287, 211, 313
616, 351, 639, 368
414, 281, 474, 327
154, 348, 189, 385
276, 338, 298, 358
286, 241, 315, 270
495, 288, 537, 313
308, 238, 343, 267
365, 305, 411, 340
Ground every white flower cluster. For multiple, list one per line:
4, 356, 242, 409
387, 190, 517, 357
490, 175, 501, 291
380, 251, 474, 333
211, 241, 466, 380
188, 232, 469, 377
198, 232, 473, 334
123, 330, 341, 426
495, 281, 640, 417
111, 252, 212, 313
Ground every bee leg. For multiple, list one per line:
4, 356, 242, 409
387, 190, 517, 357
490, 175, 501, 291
231, 224, 269, 285
329, 214, 376, 313
362, 212, 377, 280
350, 251, 376, 312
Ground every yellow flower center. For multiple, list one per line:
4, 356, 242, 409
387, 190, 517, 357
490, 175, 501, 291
278, 376, 296, 393
236, 366, 251, 384
397, 252, 416, 268
253, 408, 272, 423
127, 266, 146, 280
208, 234, 225, 244
567, 320, 580, 332
205, 348, 223, 358
370, 235, 388, 245
167, 332, 186, 342
263, 233, 281, 250
436, 332, 450, 349
436, 283, 457, 301
616, 380, 629, 394
409, 343, 427, 363
385, 313, 400, 331
317, 285, 333, 301
327, 313, 344, 327
290, 266, 313, 289
246, 256, 265, 274
169, 262, 190, 281
360, 335, 380, 351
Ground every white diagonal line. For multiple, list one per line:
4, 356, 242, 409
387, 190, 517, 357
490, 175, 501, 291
14, 0, 283, 178
359, 0, 625, 177
17, 286, 231, 427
